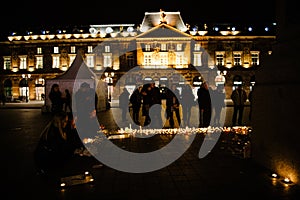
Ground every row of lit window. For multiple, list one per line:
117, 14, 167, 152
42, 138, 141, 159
36, 45, 111, 55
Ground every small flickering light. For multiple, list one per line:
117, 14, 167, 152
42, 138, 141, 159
271, 173, 278, 178
283, 177, 292, 184
85, 171, 89, 175
60, 182, 66, 187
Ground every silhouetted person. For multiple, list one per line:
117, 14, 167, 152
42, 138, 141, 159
130, 86, 142, 125
212, 85, 225, 126
74, 82, 100, 138
49, 84, 64, 114
181, 84, 195, 127
231, 85, 247, 126
149, 82, 163, 128
34, 112, 73, 175
64, 89, 72, 113
197, 82, 212, 128
119, 87, 130, 122
165, 84, 181, 128
141, 83, 152, 126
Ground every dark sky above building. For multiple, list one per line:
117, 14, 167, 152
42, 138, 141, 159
0, 0, 277, 35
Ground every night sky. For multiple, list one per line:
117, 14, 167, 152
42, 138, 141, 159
0, 0, 277, 35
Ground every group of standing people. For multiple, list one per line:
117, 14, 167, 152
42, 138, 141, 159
119, 81, 252, 129
119, 82, 196, 129
48, 83, 72, 114
197, 82, 251, 127
197, 82, 227, 127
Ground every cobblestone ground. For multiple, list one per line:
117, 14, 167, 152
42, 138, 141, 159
1, 107, 300, 200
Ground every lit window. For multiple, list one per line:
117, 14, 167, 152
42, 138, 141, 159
19, 56, 27, 69
103, 54, 112, 67
88, 46, 93, 53
160, 53, 168, 66
144, 54, 152, 66
105, 46, 110, 53
176, 53, 183, 67
145, 44, 151, 51
3, 57, 11, 70
54, 47, 59, 54
161, 43, 167, 51
36, 56, 43, 69
52, 56, 60, 68
86, 55, 94, 67
216, 53, 224, 66
193, 52, 202, 66
233, 53, 241, 66
176, 44, 182, 51
251, 52, 259, 66
37, 47, 42, 54
194, 44, 201, 51
71, 46, 76, 54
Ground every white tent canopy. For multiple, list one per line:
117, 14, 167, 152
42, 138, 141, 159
45, 51, 108, 112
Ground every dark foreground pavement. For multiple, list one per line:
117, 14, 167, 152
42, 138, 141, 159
1, 105, 300, 200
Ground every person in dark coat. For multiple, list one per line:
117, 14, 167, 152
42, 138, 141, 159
130, 86, 142, 125
64, 89, 72, 113
148, 82, 162, 128
165, 84, 181, 128
49, 84, 64, 114
231, 85, 247, 126
34, 112, 73, 175
197, 82, 212, 128
248, 87, 254, 122
119, 87, 130, 122
74, 82, 100, 138
141, 83, 152, 126
212, 85, 225, 126
181, 84, 195, 127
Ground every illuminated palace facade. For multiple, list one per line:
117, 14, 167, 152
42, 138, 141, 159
0, 10, 276, 102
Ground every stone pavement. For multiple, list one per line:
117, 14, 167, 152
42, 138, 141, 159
1, 101, 300, 200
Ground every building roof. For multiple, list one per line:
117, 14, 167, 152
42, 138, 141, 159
140, 10, 188, 32
137, 23, 191, 38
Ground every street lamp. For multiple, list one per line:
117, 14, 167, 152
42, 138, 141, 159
22, 74, 31, 102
